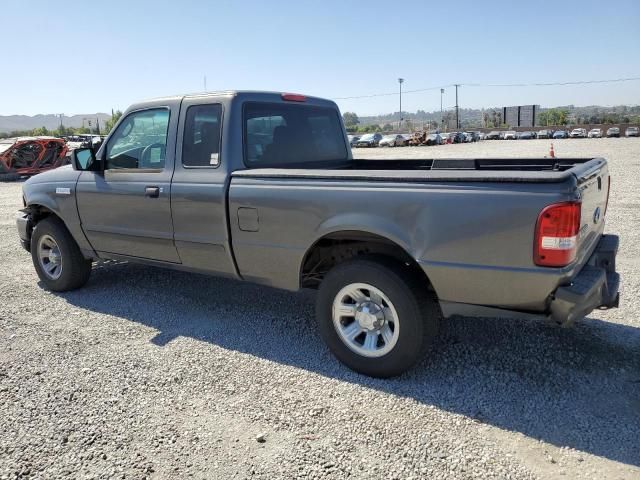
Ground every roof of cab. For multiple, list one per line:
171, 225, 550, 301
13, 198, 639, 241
136, 90, 335, 106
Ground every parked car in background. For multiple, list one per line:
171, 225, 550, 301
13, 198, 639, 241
424, 133, 442, 146
485, 131, 501, 140
0, 136, 69, 180
464, 132, 480, 142
625, 126, 639, 137
379, 134, 406, 147
439, 133, 451, 144
553, 130, 569, 139
537, 129, 552, 139
504, 131, 517, 140
354, 133, 382, 147
570, 128, 587, 138
450, 132, 466, 144
588, 128, 603, 138
606, 127, 620, 138
347, 135, 361, 147
517, 131, 535, 140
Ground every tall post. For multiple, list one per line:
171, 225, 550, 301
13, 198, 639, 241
440, 88, 444, 128
455, 84, 460, 130
398, 78, 404, 130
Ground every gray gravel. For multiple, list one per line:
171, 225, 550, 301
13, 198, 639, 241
1, 138, 639, 479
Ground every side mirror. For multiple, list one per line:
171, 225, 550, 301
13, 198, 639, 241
72, 148, 97, 171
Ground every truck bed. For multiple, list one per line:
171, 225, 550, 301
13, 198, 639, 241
232, 157, 605, 184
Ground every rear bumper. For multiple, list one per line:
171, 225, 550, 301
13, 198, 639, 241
549, 234, 620, 325
16, 212, 31, 252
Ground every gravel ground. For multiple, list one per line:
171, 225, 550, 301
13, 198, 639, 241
1, 138, 639, 479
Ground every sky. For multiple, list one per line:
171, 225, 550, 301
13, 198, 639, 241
2, 0, 639, 117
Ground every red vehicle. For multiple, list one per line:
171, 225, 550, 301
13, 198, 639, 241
0, 136, 69, 180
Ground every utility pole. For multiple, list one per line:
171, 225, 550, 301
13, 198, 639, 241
59, 114, 64, 130
204, 75, 207, 91
454, 84, 460, 130
398, 78, 404, 130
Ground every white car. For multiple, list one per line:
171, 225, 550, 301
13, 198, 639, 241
588, 128, 602, 138
504, 131, 517, 140
625, 126, 639, 137
570, 128, 587, 138
378, 134, 406, 147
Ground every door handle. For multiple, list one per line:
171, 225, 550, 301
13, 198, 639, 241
145, 186, 160, 198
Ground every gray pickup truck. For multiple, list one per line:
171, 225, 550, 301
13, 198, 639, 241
16, 91, 620, 377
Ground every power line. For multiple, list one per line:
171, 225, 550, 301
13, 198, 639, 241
332, 76, 640, 101
333, 84, 451, 100
465, 76, 640, 87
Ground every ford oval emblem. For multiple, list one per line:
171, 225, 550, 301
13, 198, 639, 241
593, 207, 601, 224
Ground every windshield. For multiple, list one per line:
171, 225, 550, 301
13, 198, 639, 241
359, 134, 375, 140
382, 135, 396, 140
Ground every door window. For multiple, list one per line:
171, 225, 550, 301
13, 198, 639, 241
105, 109, 170, 170
182, 104, 222, 167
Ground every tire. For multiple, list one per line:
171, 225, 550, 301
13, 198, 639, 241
0, 172, 21, 182
30, 217, 92, 292
316, 257, 440, 378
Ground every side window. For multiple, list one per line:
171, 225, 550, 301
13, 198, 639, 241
105, 109, 169, 170
182, 104, 222, 167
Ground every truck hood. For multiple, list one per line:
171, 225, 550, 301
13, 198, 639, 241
24, 164, 80, 185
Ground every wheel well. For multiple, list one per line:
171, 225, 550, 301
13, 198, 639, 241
300, 231, 432, 290
27, 204, 56, 224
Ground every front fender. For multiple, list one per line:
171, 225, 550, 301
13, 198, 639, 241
23, 177, 95, 257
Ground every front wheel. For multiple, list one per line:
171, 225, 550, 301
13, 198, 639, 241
316, 258, 440, 377
31, 217, 92, 291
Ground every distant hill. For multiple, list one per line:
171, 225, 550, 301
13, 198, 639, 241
0, 113, 111, 133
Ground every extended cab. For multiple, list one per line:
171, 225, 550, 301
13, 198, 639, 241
17, 91, 620, 377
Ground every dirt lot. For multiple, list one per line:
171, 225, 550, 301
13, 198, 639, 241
1, 138, 639, 479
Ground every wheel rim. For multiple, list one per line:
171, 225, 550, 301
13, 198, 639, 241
332, 283, 400, 358
37, 234, 63, 280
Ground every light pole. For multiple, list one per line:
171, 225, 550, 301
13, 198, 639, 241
440, 89, 444, 129
454, 84, 460, 130
398, 78, 404, 130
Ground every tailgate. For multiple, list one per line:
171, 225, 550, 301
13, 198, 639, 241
575, 158, 610, 257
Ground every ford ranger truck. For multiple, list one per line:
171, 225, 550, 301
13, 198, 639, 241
16, 91, 620, 378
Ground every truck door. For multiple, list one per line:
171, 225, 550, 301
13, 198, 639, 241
170, 98, 238, 277
76, 106, 180, 263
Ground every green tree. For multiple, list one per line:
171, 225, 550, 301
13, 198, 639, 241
382, 123, 393, 132
31, 126, 50, 136
342, 112, 359, 127
104, 110, 123, 134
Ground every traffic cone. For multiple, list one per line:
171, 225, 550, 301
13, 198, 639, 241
549, 143, 555, 158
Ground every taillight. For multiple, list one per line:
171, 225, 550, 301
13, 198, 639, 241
534, 201, 581, 267
281, 93, 306, 102
604, 175, 611, 216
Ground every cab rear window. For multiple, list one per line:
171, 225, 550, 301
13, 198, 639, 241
243, 102, 347, 167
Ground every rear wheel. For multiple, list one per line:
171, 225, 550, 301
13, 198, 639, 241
316, 257, 440, 378
31, 217, 92, 291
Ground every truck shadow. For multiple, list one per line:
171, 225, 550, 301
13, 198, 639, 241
57, 262, 640, 467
